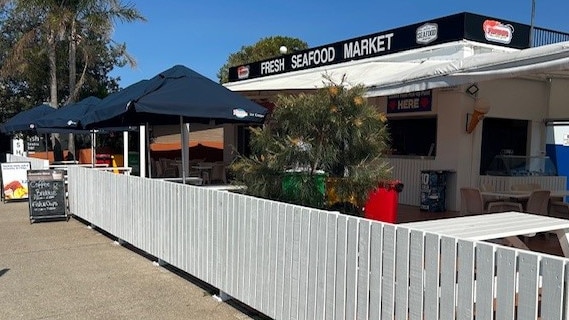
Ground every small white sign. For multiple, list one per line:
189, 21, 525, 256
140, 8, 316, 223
416, 23, 438, 44
12, 138, 24, 156
563, 134, 569, 146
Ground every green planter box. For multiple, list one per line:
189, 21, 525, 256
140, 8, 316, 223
281, 171, 327, 208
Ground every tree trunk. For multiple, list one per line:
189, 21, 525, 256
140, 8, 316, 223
48, 33, 58, 108
48, 31, 63, 162
67, 19, 77, 160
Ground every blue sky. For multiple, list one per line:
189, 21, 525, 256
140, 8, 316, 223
109, 1, 569, 87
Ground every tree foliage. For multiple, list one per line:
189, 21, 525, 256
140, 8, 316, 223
217, 36, 308, 83
0, 0, 145, 122
231, 76, 393, 213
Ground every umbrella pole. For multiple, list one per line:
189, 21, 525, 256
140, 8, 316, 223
91, 130, 96, 168
141, 123, 148, 178
44, 133, 49, 161
180, 116, 190, 184
123, 131, 129, 173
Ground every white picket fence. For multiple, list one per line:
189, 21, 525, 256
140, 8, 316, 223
67, 166, 569, 320
479, 175, 567, 192
6, 154, 49, 169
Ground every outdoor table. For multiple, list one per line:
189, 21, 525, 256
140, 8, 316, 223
155, 177, 203, 185
400, 211, 569, 257
199, 184, 246, 191
480, 190, 569, 200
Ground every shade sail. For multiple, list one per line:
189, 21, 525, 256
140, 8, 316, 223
224, 40, 569, 97
81, 65, 268, 129
1, 103, 55, 133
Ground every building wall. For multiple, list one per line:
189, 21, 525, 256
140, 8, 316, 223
548, 78, 569, 119
373, 78, 553, 211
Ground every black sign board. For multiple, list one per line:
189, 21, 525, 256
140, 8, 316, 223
228, 12, 531, 82
387, 90, 432, 114
25, 134, 46, 152
27, 170, 67, 223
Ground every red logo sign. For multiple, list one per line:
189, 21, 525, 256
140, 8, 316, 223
483, 20, 513, 44
237, 65, 250, 79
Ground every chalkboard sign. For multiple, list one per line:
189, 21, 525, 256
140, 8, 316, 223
27, 169, 67, 223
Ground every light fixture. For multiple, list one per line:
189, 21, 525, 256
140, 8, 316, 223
466, 84, 479, 96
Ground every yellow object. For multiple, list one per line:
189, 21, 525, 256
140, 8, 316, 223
111, 155, 119, 174
13, 186, 27, 198
326, 177, 358, 208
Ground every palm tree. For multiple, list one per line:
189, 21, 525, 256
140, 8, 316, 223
1, 0, 145, 158
63, 0, 145, 157
65, 0, 145, 103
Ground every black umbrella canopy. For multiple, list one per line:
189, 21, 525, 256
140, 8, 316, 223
1, 103, 56, 133
81, 65, 267, 129
33, 96, 102, 131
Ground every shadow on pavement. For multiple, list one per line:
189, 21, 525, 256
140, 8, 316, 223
71, 215, 272, 320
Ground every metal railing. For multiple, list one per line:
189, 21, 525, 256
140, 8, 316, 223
532, 27, 569, 47
66, 166, 569, 319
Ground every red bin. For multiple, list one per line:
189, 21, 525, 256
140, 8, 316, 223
364, 181, 404, 223
96, 154, 113, 166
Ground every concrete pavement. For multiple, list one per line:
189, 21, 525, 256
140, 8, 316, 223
0, 201, 265, 320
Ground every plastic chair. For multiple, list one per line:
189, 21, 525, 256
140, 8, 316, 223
460, 187, 522, 215
525, 190, 551, 216
479, 182, 501, 207
549, 200, 569, 218
210, 162, 227, 184
154, 160, 164, 177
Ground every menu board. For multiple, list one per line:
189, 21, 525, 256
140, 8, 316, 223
27, 170, 67, 222
1, 162, 31, 202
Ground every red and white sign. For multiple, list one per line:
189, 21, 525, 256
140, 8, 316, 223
237, 65, 250, 79
483, 20, 514, 44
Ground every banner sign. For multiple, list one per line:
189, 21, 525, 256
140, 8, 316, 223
228, 13, 530, 82
387, 90, 432, 113
1, 162, 31, 201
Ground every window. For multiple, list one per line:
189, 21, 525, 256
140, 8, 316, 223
480, 118, 528, 175
387, 117, 437, 156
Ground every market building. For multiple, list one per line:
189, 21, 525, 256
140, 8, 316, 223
224, 12, 569, 211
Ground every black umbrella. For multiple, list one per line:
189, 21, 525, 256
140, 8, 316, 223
33, 96, 135, 134
33, 96, 102, 131
78, 65, 268, 181
32, 96, 138, 165
1, 103, 56, 133
80, 65, 267, 128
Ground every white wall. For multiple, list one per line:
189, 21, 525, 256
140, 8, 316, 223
548, 78, 569, 119
375, 78, 554, 211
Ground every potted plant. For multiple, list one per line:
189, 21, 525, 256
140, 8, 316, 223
231, 75, 393, 215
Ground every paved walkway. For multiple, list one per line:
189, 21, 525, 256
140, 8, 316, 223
0, 201, 262, 319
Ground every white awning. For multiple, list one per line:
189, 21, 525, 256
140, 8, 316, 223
366, 40, 569, 96
225, 41, 569, 97
224, 59, 446, 92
